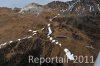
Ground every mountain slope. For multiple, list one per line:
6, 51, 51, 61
0, 0, 100, 66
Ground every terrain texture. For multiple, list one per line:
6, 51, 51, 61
0, 0, 100, 66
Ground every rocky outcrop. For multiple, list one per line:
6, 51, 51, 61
67, 0, 100, 16
46, 1, 68, 10
19, 3, 43, 15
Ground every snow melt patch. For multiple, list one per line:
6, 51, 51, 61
59, 43, 61, 47
47, 24, 52, 36
64, 48, 74, 60
27, 36, 32, 39
33, 33, 37, 36
17, 39, 21, 41
41, 28, 44, 31
9, 41, 13, 43
28, 30, 32, 32
0, 42, 7, 49
51, 40, 56, 43
55, 42, 59, 44
47, 23, 62, 47
49, 37, 53, 40
32, 31, 37, 33
0, 28, 44, 49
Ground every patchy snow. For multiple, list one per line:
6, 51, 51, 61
3, 42, 7, 45
0, 42, 7, 48
64, 48, 74, 60
41, 28, 44, 30
32, 33, 37, 36
9, 41, 13, 43
32, 31, 37, 33
48, 24, 50, 26
49, 37, 53, 40
53, 16, 58, 18
18, 39, 21, 41
51, 40, 56, 43
47, 24, 52, 36
0, 28, 44, 49
28, 30, 32, 32
59, 43, 61, 46
22, 37, 27, 39
27, 36, 32, 38
55, 42, 59, 44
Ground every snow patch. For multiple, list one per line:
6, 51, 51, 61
32, 31, 37, 33
64, 48, 74, 60
51, 40, 56, 43
47, 24, 52, 36
17, 39, 21, 41
55, 42, 59, 44
28, 30, 32, 32
50, 37, 53, 40
9, 41, 13, 43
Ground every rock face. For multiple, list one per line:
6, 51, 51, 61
0, 0, 100, 66
73, 0, 99, 2
46, 1, 68, 10
19, 3, 43, 15
67, 0, 100, 15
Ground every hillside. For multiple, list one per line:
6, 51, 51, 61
0, 0, 100, 66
